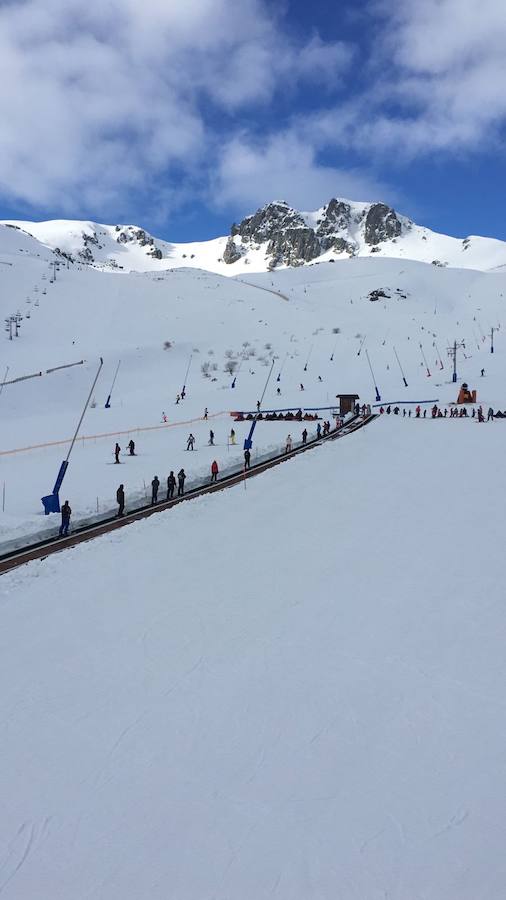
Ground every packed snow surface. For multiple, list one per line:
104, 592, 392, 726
1, 418, 506, 898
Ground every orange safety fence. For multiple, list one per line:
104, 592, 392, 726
0, 411, 230, 457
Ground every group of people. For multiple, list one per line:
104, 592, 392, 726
379, 404, 498, 421
113, 439, 136, 463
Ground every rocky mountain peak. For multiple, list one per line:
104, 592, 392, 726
225, 198, 404, 267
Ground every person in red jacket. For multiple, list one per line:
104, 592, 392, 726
210, 460, 219, 483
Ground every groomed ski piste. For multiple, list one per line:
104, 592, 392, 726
2, 221, 506, 898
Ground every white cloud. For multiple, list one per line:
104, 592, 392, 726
213, 132, 392, 213
0, 0, 352, 216
361, 0, 506, 154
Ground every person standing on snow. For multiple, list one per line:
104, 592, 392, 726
116, 484, 125, 517
127, 439, 135, 456
244, 448, 251, 470
285, 434, 292, 453
167, 471, 176, 500
59, 500, 71, 536
230, 428, 236, 445
487, 407, 494, 421
301, 428, 308, 445
204, 407, 208, 419
151, 476, 160, 504
316, 422, 322, 439
186, 433, 195, 451
210, 460, 219, 483
177, 468, 186, 496
114, 442, 121, 463
209, 429, 214, 446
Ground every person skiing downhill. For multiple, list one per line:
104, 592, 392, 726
116, 484, 125, 516
114, 442, 121, 463
59, 500, 71, 536
167, 471, 176, 500
151, 476, 160, 504
177, 468, 186, 496
210, 460, 219, 483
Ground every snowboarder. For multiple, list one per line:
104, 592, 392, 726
114, 442, 121, 464
59, 500, 71, 536
302, 428, 307, 445
285, 434, 292, 453
244, 448, 251, 470
151, 476, 160, 504
187, 433, 195, 451
116, 484, 125, 516
177, 468, 186, 496
210, 460, 219, 483
209, 429, 214, 446
167, 471, 176, 500
204, 407, 208, 419
127, 439, 135, 456
230, 428, 236, 445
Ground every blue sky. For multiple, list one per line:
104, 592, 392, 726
0, 0, 505, 243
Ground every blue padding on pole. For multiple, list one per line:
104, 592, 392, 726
41, 493, 61, 515
52, 460, 69, 495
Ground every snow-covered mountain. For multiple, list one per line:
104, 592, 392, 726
3, 197, 506, 275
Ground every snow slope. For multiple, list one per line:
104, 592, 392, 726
1, 416, 506, 898
2, 215, 506, 543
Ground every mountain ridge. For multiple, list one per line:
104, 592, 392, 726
3, 197, 506, 275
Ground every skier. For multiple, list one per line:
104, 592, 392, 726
127, 439, 135, 456
114, 442, 121, 464
187, 433, 195, 451
423, 409, 427, 418
318, 375, 322, 382
175, 395, 180, 405
162, 412, 168, 422
487, 407, 494, 421
302, 428, 308, 445
116, 484, 125, 517
316, 422, 322, 439
204, 407, 208, 419
244, 448, 251, 470
209, 429, 214, 446
481, 368, 485, 377
210, 460, 219, 483
230, 428, 236, 445
181, 387, 186, 399
59, 500, 71, 536
277, 387, 281, 395
300, 383, 304, 391
285, 434, 292, 453
151, 475, 160, 504
177, 468, 186, 496
478, 407, 484, 423
167, 471, 176, 500
256, 400, 261, 412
